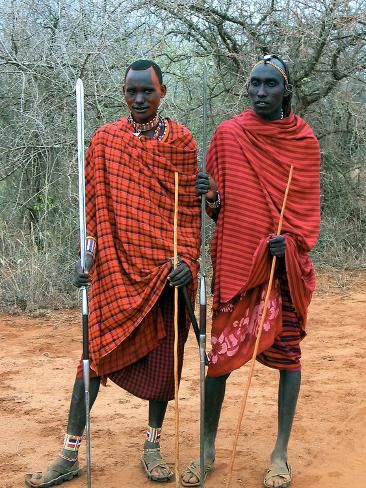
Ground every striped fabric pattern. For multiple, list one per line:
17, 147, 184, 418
257, 272, 304, 371
83, 118, 201, 377
205, 110, 320, 376
206, 109, 320, 316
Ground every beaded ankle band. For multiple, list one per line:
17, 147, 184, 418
63, 434, 82, 452
146, 426, 161, 444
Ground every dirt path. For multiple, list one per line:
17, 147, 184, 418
0, 273, 365, 488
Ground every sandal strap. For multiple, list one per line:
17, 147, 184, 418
183, 460, 213, 480
185, 461, 201, 479
144, 458, 169, 471
264, 463, 292, 483
143, 447, 161, 454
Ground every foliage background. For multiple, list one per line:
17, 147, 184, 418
0, 0, 365, 310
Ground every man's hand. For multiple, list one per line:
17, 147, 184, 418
73, 253, 94, 288
196, 171, 218, 202
269, 235, 286, 258
168, 261, 192, 288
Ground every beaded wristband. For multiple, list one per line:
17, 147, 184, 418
207, 192, 221, 208
85, 236, 96, 256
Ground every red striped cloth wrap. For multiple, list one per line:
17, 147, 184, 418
206, 109, 321, 377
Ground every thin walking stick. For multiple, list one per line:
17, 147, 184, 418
226, 165, 294, 488
173, 171, 180, 487
76, 78, 92, 488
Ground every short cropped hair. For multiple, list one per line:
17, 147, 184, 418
124, 59, 163, 84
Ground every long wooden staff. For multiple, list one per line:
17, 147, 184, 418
76, 78, 92, 488
173, 171, 180, 487
225, 165, 294, 488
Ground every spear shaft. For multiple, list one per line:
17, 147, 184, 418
199, 64, 208, 488
76, 78, 92, 488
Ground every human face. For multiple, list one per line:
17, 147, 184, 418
123, 67, 166, 124
247, 62, 286, 121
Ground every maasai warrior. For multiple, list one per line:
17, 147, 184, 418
25, 60, 201, 487
181, 55, 320, 488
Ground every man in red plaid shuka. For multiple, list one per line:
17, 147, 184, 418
25, 60, 201, 488
181, 55, 320, 488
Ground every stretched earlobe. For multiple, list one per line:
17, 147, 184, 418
284, 83, 293, 96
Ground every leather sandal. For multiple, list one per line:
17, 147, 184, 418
25, 459, 82, 487
264, 462, 292, 488
180, 459, 214, 487
141, 448, 174, 482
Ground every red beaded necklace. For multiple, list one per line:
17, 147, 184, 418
128, 113, 167, 141
128, 113, 160, 136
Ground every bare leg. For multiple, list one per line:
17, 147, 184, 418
25, 377, 101, 486
203, 373, 230, 463
141, 400, 173, 481
66, 376, 101, 432
266, 370, 301, 487
58, 377, 101, 462
181, 373, 230, 485
144, 400, 168, 449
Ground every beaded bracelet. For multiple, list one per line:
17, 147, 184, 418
85, 236, 96, 256
207, 192, 221, 208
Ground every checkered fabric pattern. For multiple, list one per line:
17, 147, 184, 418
83, 117, 201, 376
76, 285, 191, 400
108, 285, 188, 400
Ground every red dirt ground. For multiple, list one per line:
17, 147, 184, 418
0, 272, 365, 488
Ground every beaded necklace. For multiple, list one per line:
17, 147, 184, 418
128, 113, 167, 141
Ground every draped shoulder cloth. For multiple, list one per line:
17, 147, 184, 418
84, 118, 201, 374
207, 109, 321, 325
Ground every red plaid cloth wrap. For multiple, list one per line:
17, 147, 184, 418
83, 118, 201, 377
206, 110, 321, 377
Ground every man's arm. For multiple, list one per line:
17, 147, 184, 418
196, 171, 221, 221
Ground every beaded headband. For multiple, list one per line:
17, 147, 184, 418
252, 54, 289, 84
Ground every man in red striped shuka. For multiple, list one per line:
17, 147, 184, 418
181, 55, 320, 488
25, 60, 201, 487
